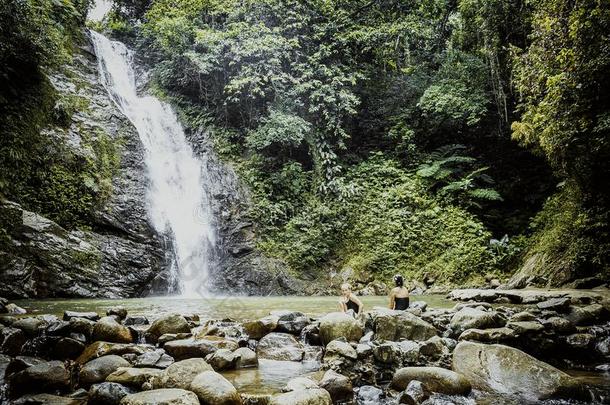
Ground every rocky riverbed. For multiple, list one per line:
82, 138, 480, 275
0, 290, 609, 404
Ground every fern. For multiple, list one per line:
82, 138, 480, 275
416, 144, 502, 209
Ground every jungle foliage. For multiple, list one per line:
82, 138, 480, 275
2, 0, 608, 284
101, 0, 608, 284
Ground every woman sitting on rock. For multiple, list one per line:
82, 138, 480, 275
338, 283, 363, 316
389, 274, 409, 310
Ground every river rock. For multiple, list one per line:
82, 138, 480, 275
319, 312, 364, 345
566, 333, 594, 349
234, 347, 258, 368
398, 380, 431, 405
107, 306, 128, 320
270, 388, 332, 405
12, 317, 46, 338
536, 297, 571, 312
93, 316, 133, 343
147, 314, 191, 342
80, 355, 131, 385
391, 367, 471, 395
373, 340, 419, 365
325, 339, 357, 360
8, 360, 70, 396
133, 350, 174, 369
206, 348, 237, 371
419, 336, 447, 359
566, 304, 605, 326
69, 317, 96, 340
370, 309, 437, 341
124, 316, 149, 326
6, 304, 27, 315
12, 394, 84, 405
356, 386, 383, 405
120, 389, 199, 405
242, 315, 278, 340
0, 326, 26, 356
77, 341, 153, 364
284, 377, 319, 391
541, 317, 575, 334
189, 370, 241, 405
53, 337, 86, 359
64, 311, 100, 321
154, 358, 213, 389
319, 369, 353, 403
257, 332, 304, 361
106, 367, 162, 387
458, 327, 517, 343
89, 382, 135, 405
449, 308, 505, 335
506, 321, 544, 335
452, 341, 588, 401
164, 337, 238, 360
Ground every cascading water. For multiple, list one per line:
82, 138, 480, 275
88, 8, 216, 297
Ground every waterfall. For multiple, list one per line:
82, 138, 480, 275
88, 19, 216, 297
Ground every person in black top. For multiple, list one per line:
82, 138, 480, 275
389, 274, 409, 310
338, 283, 363, 316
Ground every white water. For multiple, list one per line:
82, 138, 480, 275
89, 20, 216, 297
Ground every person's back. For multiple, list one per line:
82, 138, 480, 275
389, 275, 409, 310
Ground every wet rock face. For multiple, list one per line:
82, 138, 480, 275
0, 34, 169, 299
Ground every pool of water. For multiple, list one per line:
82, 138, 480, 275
12, 294, 454, 320
222, 359, 321, 395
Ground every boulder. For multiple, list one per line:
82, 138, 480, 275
124, 316, 149, 326
206, 348, 237, 371
391, 367, 471, 395
458, 327, 517, 343
318, 312, 364, 345
6, 304, 27, 315
370, 310, 437, 342
270, 388, 332, 405
234, 347, 258, 368
0, 326, 26, 356
89, 382, 135, 405
77, 342, 153, 364
8, 360, 70, 397
120, 389, 199, 405
80, 355, 131, 385
256, 333, 304, 361
107, 306, 128, 320
189, 370, 241, 405
12, 394, 84, 405
93, 316, 133, 343
12, 317, 46, 338
133, 350, 174, 369
506, 321, 544, 335
452, 341, 589, 401
64, 311, 100, 321
319, 370, 353, 403
566, 304, 605, 326
356, 386, 383, 405
449, 308, 505, 335
154, 358, 213, 390
541, 317, 575, 334
284, 377, 319, 391
242, 316, 278, 340
147, 314, 191, 342
398, 380, 431, 405
163, 337, 238, 360
53, 337, 86, 359
106, 367, 161, 387
536, 297, 570, 312
324, 339, 357, 360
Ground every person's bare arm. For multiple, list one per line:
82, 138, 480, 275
338, 299, 346, 312
388, 289, 396, 309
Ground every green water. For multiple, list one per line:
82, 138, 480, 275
13, 294, 454, 320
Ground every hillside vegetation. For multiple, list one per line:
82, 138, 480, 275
2, 0, 608, 288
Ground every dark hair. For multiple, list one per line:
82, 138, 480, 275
393, 274, 404, 287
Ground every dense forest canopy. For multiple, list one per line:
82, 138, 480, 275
1, 0, 609, 286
